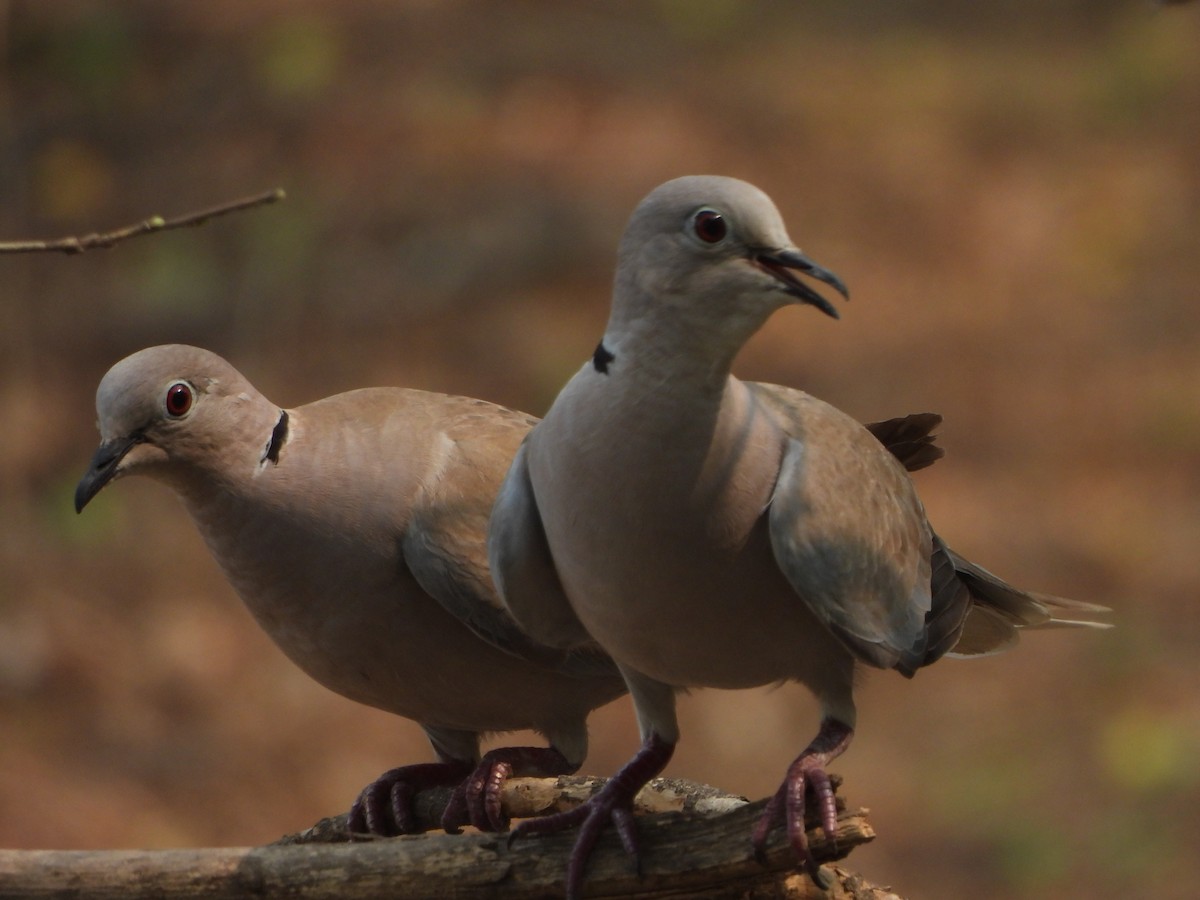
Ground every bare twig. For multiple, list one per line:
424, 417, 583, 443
0, 188, 286, 255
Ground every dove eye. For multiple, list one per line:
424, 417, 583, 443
165, 382, 193, 418
692, 209, 728, 244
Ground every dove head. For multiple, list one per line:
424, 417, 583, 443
609, 176, 848, 357
75, 344, 282, 512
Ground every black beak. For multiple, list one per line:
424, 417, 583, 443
75, 434, 141, 513
754, 248, 849, 319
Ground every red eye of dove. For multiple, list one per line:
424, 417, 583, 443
693, 209, 728, 244
165, 382, 193, 417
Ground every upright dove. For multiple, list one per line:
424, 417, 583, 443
488, 175, 1110, 894
74, 344, 630, 836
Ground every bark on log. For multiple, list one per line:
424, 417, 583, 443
0, 775, 903, 899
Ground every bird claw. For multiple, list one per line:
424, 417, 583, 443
569, 791, 638, 897
507, 802, 590, 848
750, 718, 853, 885
347, 761, 472, 836
441, 758, 513, 833
811, 863, 834, 890
611, 805, 640, 867
441, 746, 576, 834
751, 761, 834, 882
508, 733, 674, 900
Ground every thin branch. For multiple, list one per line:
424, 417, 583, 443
0, 188, 286, 255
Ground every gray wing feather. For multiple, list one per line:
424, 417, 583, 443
405, 417, 616, 680
767, 434, 933, 676
487, 438, 603, 656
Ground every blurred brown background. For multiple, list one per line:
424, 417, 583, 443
2, 2, 1198, 897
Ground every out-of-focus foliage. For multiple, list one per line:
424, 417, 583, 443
2, 3, 1198, 898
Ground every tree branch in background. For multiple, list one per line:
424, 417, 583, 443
0, 188, 285, 255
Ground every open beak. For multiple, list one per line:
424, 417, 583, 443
75, 434, 141, 513
754, 248, 849, 319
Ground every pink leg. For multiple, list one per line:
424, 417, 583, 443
441, 746, 578, 834
510, 733, 675, 900
752, 718, 853, 884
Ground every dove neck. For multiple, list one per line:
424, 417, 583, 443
160, 401, 289, 511
601, 295, 756, 396
604, 274, 772, 395
597, 324, 740, 399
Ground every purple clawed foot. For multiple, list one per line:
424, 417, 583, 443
508, 733, 675, 900
347, 760, 472, 836
441, 746, 577, 834
751, 718, 853, 886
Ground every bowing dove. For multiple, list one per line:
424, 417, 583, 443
74, 344, 631, 836
488, 175, 1110, 894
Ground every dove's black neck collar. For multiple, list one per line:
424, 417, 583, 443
592, 340, 616, 375
262, 409, 289, 464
